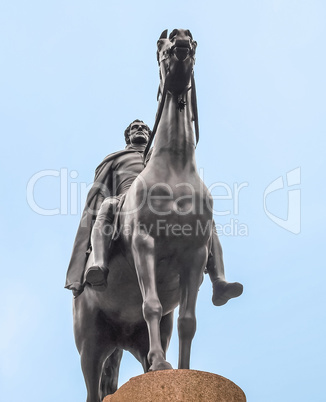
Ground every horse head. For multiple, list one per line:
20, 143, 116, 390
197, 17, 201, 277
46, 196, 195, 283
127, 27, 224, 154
144, 29, 198, 159
157, 29, 197, 97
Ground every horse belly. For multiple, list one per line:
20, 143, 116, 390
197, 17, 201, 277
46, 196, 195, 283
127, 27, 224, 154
92, 251, 180, 323
86, 252, 144, 324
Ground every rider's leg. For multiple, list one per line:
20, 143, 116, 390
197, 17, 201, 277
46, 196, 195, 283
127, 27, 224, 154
85, 197, 119, 288
206, 221, 243, 306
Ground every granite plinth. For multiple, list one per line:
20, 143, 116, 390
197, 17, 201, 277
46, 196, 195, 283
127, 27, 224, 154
103, 369, 246, 402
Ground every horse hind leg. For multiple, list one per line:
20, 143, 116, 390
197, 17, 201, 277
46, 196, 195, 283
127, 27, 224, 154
178, 247, 208, 369
74, 302, 116, 402
100, 348, 123, 400
80, 340, 117, 402
79, 338, 115, 402
132, 233, 172, 372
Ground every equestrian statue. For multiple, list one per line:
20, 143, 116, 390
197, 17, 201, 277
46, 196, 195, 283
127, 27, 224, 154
65, 29, 243, 402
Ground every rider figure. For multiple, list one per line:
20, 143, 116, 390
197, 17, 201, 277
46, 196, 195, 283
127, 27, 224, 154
85, 120, 151, 289
65, 120, 243, 305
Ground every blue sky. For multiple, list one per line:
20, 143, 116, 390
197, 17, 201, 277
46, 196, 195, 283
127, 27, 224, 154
1, 1, 325, 401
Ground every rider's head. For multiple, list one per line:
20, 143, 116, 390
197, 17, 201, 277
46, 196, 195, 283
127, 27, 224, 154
124, 120, 151, 145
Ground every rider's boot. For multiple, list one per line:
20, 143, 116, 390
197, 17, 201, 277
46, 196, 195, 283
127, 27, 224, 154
206, 223, 243, 306
85, 197, 118, 291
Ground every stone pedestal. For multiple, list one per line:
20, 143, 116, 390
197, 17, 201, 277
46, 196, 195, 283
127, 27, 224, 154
103, 369, 246, 402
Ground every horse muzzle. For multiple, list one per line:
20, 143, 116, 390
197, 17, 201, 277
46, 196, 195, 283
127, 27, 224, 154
170, 40, 195, 61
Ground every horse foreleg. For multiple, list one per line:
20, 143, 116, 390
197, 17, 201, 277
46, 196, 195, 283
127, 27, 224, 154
129, 312, 173, 374
160, 311, 174, 358
178, 247, 208, 369
132, 233, 172, 371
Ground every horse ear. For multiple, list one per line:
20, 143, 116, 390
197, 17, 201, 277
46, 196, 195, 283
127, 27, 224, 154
159, 29, 168, 39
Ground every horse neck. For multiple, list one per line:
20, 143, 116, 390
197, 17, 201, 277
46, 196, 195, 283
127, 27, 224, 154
150, 89, 196, 171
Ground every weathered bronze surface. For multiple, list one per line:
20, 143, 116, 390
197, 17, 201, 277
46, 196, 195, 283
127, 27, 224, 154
66, 29, 243, 402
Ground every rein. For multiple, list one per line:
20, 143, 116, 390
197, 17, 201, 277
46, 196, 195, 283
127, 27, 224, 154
191, 72, 199, 145
143, 73, 169, 162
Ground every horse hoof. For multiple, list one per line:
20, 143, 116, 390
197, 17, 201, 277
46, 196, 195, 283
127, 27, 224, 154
212, 280, 243, 306
148, 360, 173, 372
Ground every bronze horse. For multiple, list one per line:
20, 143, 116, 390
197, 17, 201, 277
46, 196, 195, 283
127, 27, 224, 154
74, 29, 213, 402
